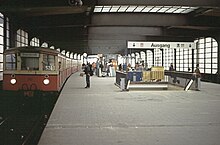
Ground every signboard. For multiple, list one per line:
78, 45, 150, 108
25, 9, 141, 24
127, 41, 195, 49
20, 53, 39, 57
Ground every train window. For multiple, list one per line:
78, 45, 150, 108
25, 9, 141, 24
5, 54, 17, 70
43, 54, 55, 71
21, 57, 39, 70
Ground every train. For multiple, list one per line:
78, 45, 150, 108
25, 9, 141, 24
3, 46, 82, 97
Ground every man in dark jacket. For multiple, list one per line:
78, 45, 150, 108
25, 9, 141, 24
83, 63, 91, 88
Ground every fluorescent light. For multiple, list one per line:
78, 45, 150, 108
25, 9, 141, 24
181, 8, 194, 14
165, 7, 178, 13
142, 6, 154, 12
110, 6, 120, 12
94, 6, 103, 12
118, 6, 129, 12
173, 8, 185, 13
134, 6, 146, 12
158, 6, 172, 13
126, 6, 137, 12
149, 6, 162, 12
102, 6, 111, 12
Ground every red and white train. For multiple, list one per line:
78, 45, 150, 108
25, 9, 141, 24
3, 46, 82, 96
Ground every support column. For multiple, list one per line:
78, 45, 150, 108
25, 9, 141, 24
145, 50, 148, 69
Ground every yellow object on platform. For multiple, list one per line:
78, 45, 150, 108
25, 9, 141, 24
142, 66, 164, 81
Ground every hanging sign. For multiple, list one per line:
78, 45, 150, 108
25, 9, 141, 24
127, 41, 195, 49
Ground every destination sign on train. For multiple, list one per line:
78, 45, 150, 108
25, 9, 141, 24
20, 53, 40, 57
127, 41, 195, 49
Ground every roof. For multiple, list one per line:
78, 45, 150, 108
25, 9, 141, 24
0, 0, 220, 54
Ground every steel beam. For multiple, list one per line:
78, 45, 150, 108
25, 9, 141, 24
91, 13, 188, 27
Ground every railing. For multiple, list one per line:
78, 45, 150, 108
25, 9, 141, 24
165, 71, 200, 90
115, 71, 127, 89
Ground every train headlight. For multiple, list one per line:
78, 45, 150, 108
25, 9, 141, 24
43, 79, 50, 85
10, 79, 17, 85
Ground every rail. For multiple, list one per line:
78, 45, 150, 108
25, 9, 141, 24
22, 114, 46, 145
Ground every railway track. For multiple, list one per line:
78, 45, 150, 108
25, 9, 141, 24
0, 93, 58, 145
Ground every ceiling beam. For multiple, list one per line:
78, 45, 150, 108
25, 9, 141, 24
92, 13, 188, 27
91, 13, 220, 28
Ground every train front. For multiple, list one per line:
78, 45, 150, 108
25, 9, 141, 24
3, 47, 60, 97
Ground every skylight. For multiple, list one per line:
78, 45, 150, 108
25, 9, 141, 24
94, 6, 198, 14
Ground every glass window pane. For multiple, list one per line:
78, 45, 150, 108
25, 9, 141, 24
199, 38, 205, 44
0, 36, 3, 45
206, 37, 212, 42
199, 59, 204, 63
0, 54, 3, 62
0, 26, 3, 34
212, 63, 217, 68
43, 54, 56, 70
205, 63, 211, 68
5, 54, 16, 70
212, 53, 217, 58
0, 45, 3, 53
21, 57, 39, 70
206, 42, 211, 47
206, 47, 211, 53
0, 72, 2, 81
213, 46, 218, 52
199, 53, 204, 58
6, 54, 16, 62
212, 69, 217, 74
206, 53, 211, 58
206, 69, 211, 74
213, 42, 218, 47
0, 63, 3, 71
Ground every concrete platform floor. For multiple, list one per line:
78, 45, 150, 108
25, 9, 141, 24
38, 73, 220, 145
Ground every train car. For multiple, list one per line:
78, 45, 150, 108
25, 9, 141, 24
3, 46, 79, 97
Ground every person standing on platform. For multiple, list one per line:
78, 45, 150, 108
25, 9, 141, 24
194, 64, 201, 78
82, 63, 91, 88
169, 63, 175, 71
194, 64, 201, 90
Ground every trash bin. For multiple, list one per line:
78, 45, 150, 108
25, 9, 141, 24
120, 78, 125, 90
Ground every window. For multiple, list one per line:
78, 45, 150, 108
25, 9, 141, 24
146, 50, 153, 68
21, 53, 39, 70
5, 54, 16, 70
21, 57, 39, 70
195, 37, 218, 74
16, 29, 28, 47
0, 14, 3, 80
43, 54, 55, 71
41, 42, 48, 48
163, 48, 174, 70
0, 15, 10, 80
30, 37, 40, 47
154, 48, 162, 66
176, 48, 193, 72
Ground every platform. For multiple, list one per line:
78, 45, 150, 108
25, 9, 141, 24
38, 72, 220, 145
